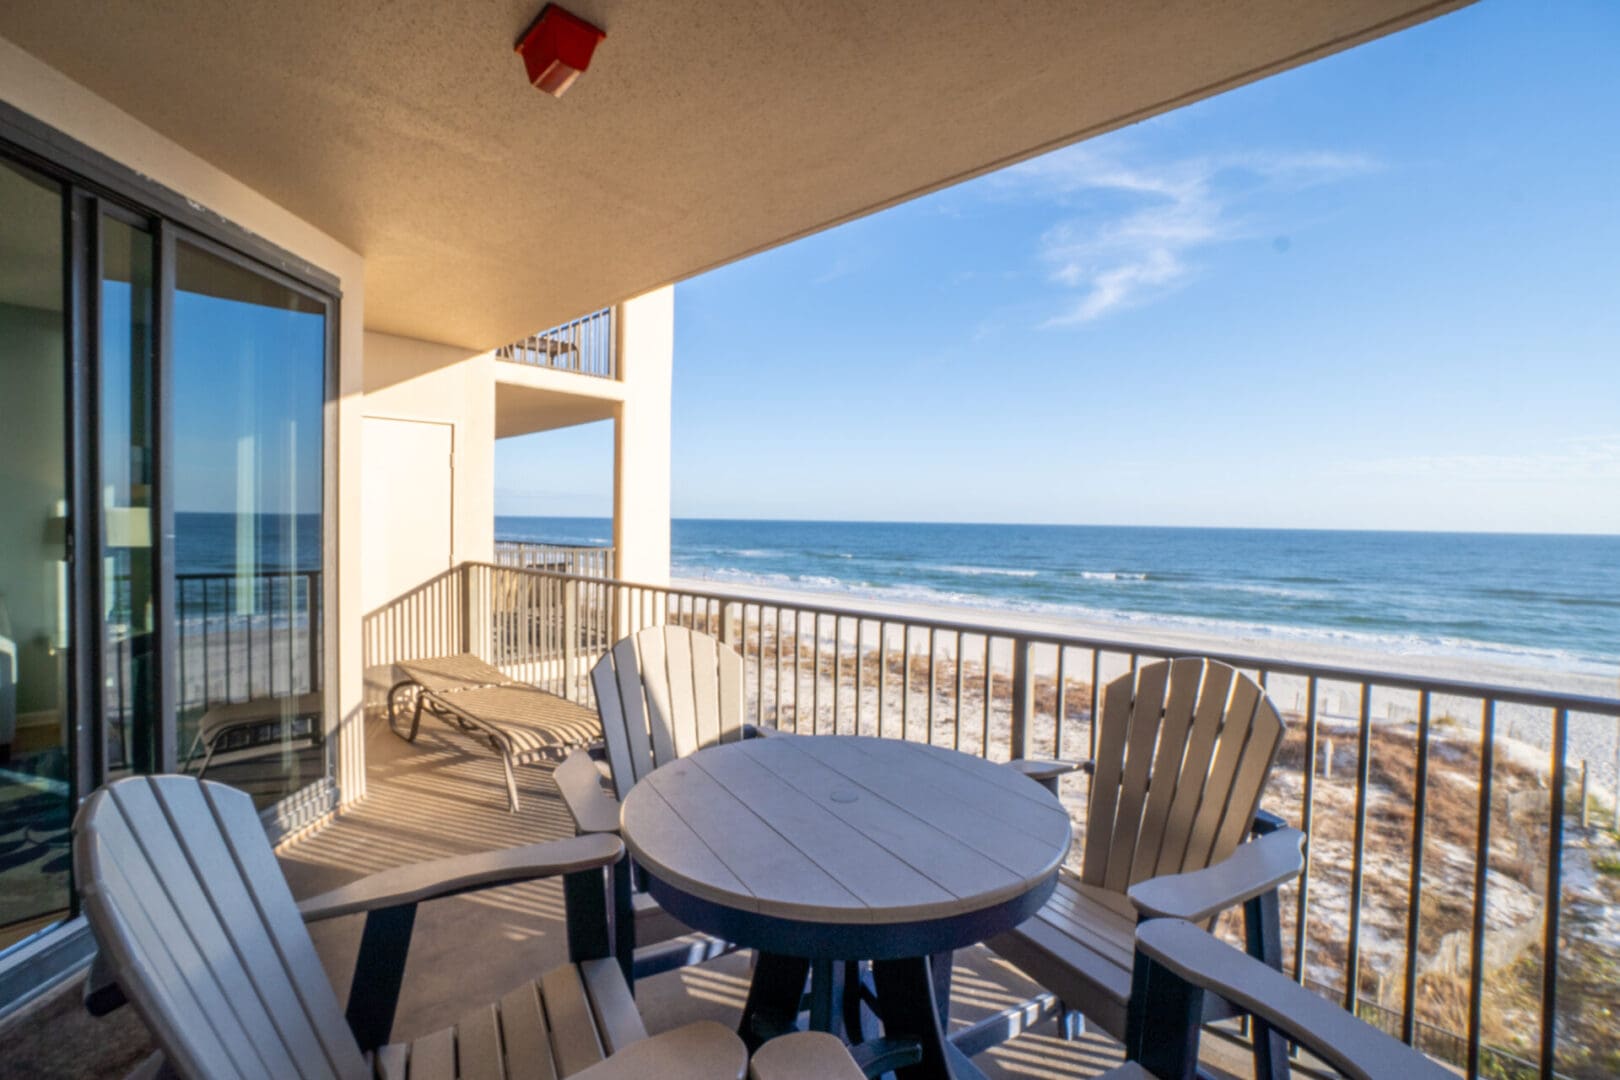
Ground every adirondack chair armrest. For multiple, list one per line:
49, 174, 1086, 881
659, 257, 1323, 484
1131, 919, 1453, 1080
1006, 758, 1089, 782
1005, 758, 1088, 796
1250, 806, 1289, 836
571, 1020, 747, 1080
1126, 827, 1305, 924
556, 747, 624, 835
748, 1030, 868, 1080
297, 833, 624, 922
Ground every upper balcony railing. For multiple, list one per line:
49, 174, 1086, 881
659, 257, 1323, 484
494, 539, 615, 579
495, 306, 616, 379
361, 560, 1620, 1080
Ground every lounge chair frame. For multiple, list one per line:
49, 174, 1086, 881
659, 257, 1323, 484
387, 653, 600, 811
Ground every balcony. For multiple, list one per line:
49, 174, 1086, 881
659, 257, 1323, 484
8, 553, 1615, 1077
496, 308, 617, 381
342, 556, 1620, 1080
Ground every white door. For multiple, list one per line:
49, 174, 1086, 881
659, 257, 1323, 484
362, 417, 453, 612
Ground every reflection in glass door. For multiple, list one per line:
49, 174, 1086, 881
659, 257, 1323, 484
172, 239, 326, 807
0, 159, 71, 949
100, 215, 158, 779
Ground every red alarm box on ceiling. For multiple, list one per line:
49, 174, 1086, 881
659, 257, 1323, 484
515, 4, 606, 97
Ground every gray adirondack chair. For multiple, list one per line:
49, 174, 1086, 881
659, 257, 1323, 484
556, 625, 760, 981
1121, 918, 1455, 1080
759, 919, 1453, 1080
980, 657, 1305, 1078
75, 774, 747, 1080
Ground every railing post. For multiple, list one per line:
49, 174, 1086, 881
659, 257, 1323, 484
306, 570, 320, 692
1579, 758, 1589, 829
460, 564, 473, 656
563, 580, 579, 701
1010, 637, 1032, 760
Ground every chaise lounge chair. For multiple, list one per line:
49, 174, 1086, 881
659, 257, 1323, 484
182, 692, 324, 779
387, 653, 602, 811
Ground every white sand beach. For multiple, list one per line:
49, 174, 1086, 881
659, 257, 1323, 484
673, 576, 1620, 798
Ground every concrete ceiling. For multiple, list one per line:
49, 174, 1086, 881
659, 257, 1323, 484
495, 383, 616, 438
1, 1, 1466, 351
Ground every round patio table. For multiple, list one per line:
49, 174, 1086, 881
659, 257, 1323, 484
619, 733, 1072, 1079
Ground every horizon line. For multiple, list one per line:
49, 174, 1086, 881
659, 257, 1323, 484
493, 512, 1620, 540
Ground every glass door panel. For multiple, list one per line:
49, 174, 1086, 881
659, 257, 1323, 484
172, 240, 326, 807
100, 215, 158, 779
0, 159, 71, 948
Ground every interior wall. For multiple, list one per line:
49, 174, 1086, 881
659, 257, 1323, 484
0, 303, 64, 722
0, 35, 370, 806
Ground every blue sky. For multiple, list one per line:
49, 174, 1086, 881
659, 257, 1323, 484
496, 0, 1620, 534
172, 288, 326, 516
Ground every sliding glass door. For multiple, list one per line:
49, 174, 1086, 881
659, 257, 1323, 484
171, 239, 327, 808
0, 159, 71, 950
0, 135, 334, 954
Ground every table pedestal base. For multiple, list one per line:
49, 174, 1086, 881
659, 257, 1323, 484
739, 951, 987, 1080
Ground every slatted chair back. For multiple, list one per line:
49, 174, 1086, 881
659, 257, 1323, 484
75, 775, 369, 1080
590, 626, 746, 800
1082, 657, 1286, 895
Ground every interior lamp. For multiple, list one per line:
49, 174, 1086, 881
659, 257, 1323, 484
515, 4, 606, 97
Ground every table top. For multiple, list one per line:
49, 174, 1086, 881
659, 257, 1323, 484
619, 734, 1072, 928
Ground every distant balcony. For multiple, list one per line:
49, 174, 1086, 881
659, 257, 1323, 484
495, 306, 617, 379
494, 539, 616, 579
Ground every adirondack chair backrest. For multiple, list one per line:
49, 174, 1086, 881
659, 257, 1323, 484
74, 775, 369, 1080
1082, 657, 1285, 895
590, 626, 746, 800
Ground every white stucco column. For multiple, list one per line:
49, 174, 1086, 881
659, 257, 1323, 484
612, 286, 673, 585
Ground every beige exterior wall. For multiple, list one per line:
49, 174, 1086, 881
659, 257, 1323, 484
0, 35, 370, 807
614, 287, 675, 585
362, 332, 496, 578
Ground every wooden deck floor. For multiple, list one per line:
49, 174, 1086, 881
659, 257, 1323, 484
286, 715, 1142, 1079
0, 714, 1248, 1078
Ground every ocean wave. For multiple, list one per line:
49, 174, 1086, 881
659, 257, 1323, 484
668, 570, 1620, 676
927, 564, 1040, 578
1074, 570, 1148, 582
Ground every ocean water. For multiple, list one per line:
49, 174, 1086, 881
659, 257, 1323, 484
495, 516, 1620, 675
175, 511, 323, 575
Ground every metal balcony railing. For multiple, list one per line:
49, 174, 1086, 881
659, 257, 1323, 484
365, 560, 1620, 1080
103, 570, 322, 772
495, 306, 616, 379
494, 539, 615, 578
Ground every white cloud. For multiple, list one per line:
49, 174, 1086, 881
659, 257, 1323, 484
1001, 146, 1377, 324
1338, 435, 1620, 483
